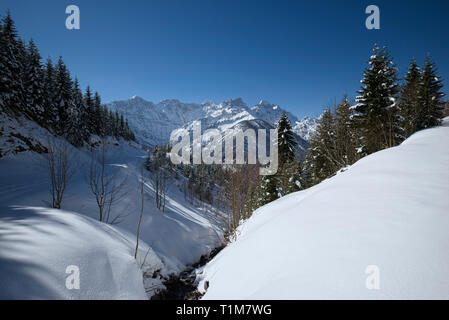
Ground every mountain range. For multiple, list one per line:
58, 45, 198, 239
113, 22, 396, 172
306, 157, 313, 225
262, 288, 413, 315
107, 97, 320, 157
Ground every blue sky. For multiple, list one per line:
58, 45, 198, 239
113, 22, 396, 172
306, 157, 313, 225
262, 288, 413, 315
1, 0, 448, 119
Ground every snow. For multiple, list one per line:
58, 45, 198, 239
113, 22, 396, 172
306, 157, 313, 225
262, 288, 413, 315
107, 96, 317, 147
0, 117, 226, 298
0, 206, 150, 299
293, 115, 322, 141
198, 119, 449, 299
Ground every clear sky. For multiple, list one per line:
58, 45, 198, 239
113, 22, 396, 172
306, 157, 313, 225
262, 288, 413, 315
1, 0, 448, 119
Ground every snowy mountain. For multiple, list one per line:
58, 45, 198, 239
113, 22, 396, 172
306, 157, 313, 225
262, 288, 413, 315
197, 118, 449, 299
292, 115, 322, 141
107, 97, 318, 153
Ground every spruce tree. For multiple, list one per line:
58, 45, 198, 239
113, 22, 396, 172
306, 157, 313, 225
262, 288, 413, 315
42, 57, 58, 131
277, 111, 297, 165
93, 92, 104, 137
0, 11, 22, 114
54, 57, 73, 135
416, 56, 445, 129
398, 59, 421, 137
257, 175, 279, 207
354, 46, 400, 154
84, 86, 95, 136
302, 109, 337, 187
22, 39, 44, 123
334, 95, 358, 166
72, 78, 89, 143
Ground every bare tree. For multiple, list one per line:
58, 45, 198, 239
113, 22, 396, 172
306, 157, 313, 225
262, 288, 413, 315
224, 164, 260, 240
88, 139, 128, 224
145, 145, 173, 212
135, 165, 145, 259
44, 137, 76, 209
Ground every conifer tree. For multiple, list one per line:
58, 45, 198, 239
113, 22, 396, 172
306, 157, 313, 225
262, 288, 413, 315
42, 57, 58, 130
334, 95, 359, 165
72, 78, 89, 143
93, 92, 104, 137
416, 56, 445, 129
354, 46, 400, 154
55, 57, 73, 135
257, 175, 279, 207
277, 111, 297, 165
22, 39, 44, 123
302, 109, 341, 187
84, 86, 95, 135
0, 11, 22, 114
398, 58, 421, 137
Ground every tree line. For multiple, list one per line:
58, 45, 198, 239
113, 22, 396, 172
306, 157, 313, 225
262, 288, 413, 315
302, 45, 446, 187
0, 11, 135, 147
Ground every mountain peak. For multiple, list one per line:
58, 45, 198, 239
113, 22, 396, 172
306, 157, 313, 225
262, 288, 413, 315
130, 95, 145, 102
223, 98, 247, 108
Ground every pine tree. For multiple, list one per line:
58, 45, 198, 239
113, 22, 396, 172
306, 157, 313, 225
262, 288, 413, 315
42, 57, 58, 131
84, 86, 95, 136
0, 11, 23, 114
93, 92, 104, 137
72, 78, 89, 144
22, 39, 44, 123
354, 46, 400, 154
334, 95, 359, 166
54, 57, 73, 135
277, 111, 297, 165
257, 175, 279, 207
302, 109, 337, 186
398, 59, 421, 138
416, 56, 445, 130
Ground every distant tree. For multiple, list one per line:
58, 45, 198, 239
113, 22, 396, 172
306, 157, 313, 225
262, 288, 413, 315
416, 56, 445, 130
93, 92, 104, 137
398, 58, 421, 137
84, 86, 95, 136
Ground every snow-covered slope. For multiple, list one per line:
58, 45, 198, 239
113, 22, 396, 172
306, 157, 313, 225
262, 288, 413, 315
0, 118, 226, 298
198, 119, 449, 299
0, 206, 150, 299
107, 97, 316, 150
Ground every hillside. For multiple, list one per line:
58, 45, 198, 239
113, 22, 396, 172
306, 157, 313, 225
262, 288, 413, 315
0, 116, 226, 299
197, 119, 449, 299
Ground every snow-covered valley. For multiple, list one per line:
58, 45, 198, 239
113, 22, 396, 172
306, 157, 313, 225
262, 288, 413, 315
0, 117, 226, 299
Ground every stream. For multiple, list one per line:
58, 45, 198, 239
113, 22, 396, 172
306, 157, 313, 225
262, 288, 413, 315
150, 245, 225, 300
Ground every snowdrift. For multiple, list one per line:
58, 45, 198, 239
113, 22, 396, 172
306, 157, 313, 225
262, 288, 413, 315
0, 206, 148, 299
198, 119, 449, 299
